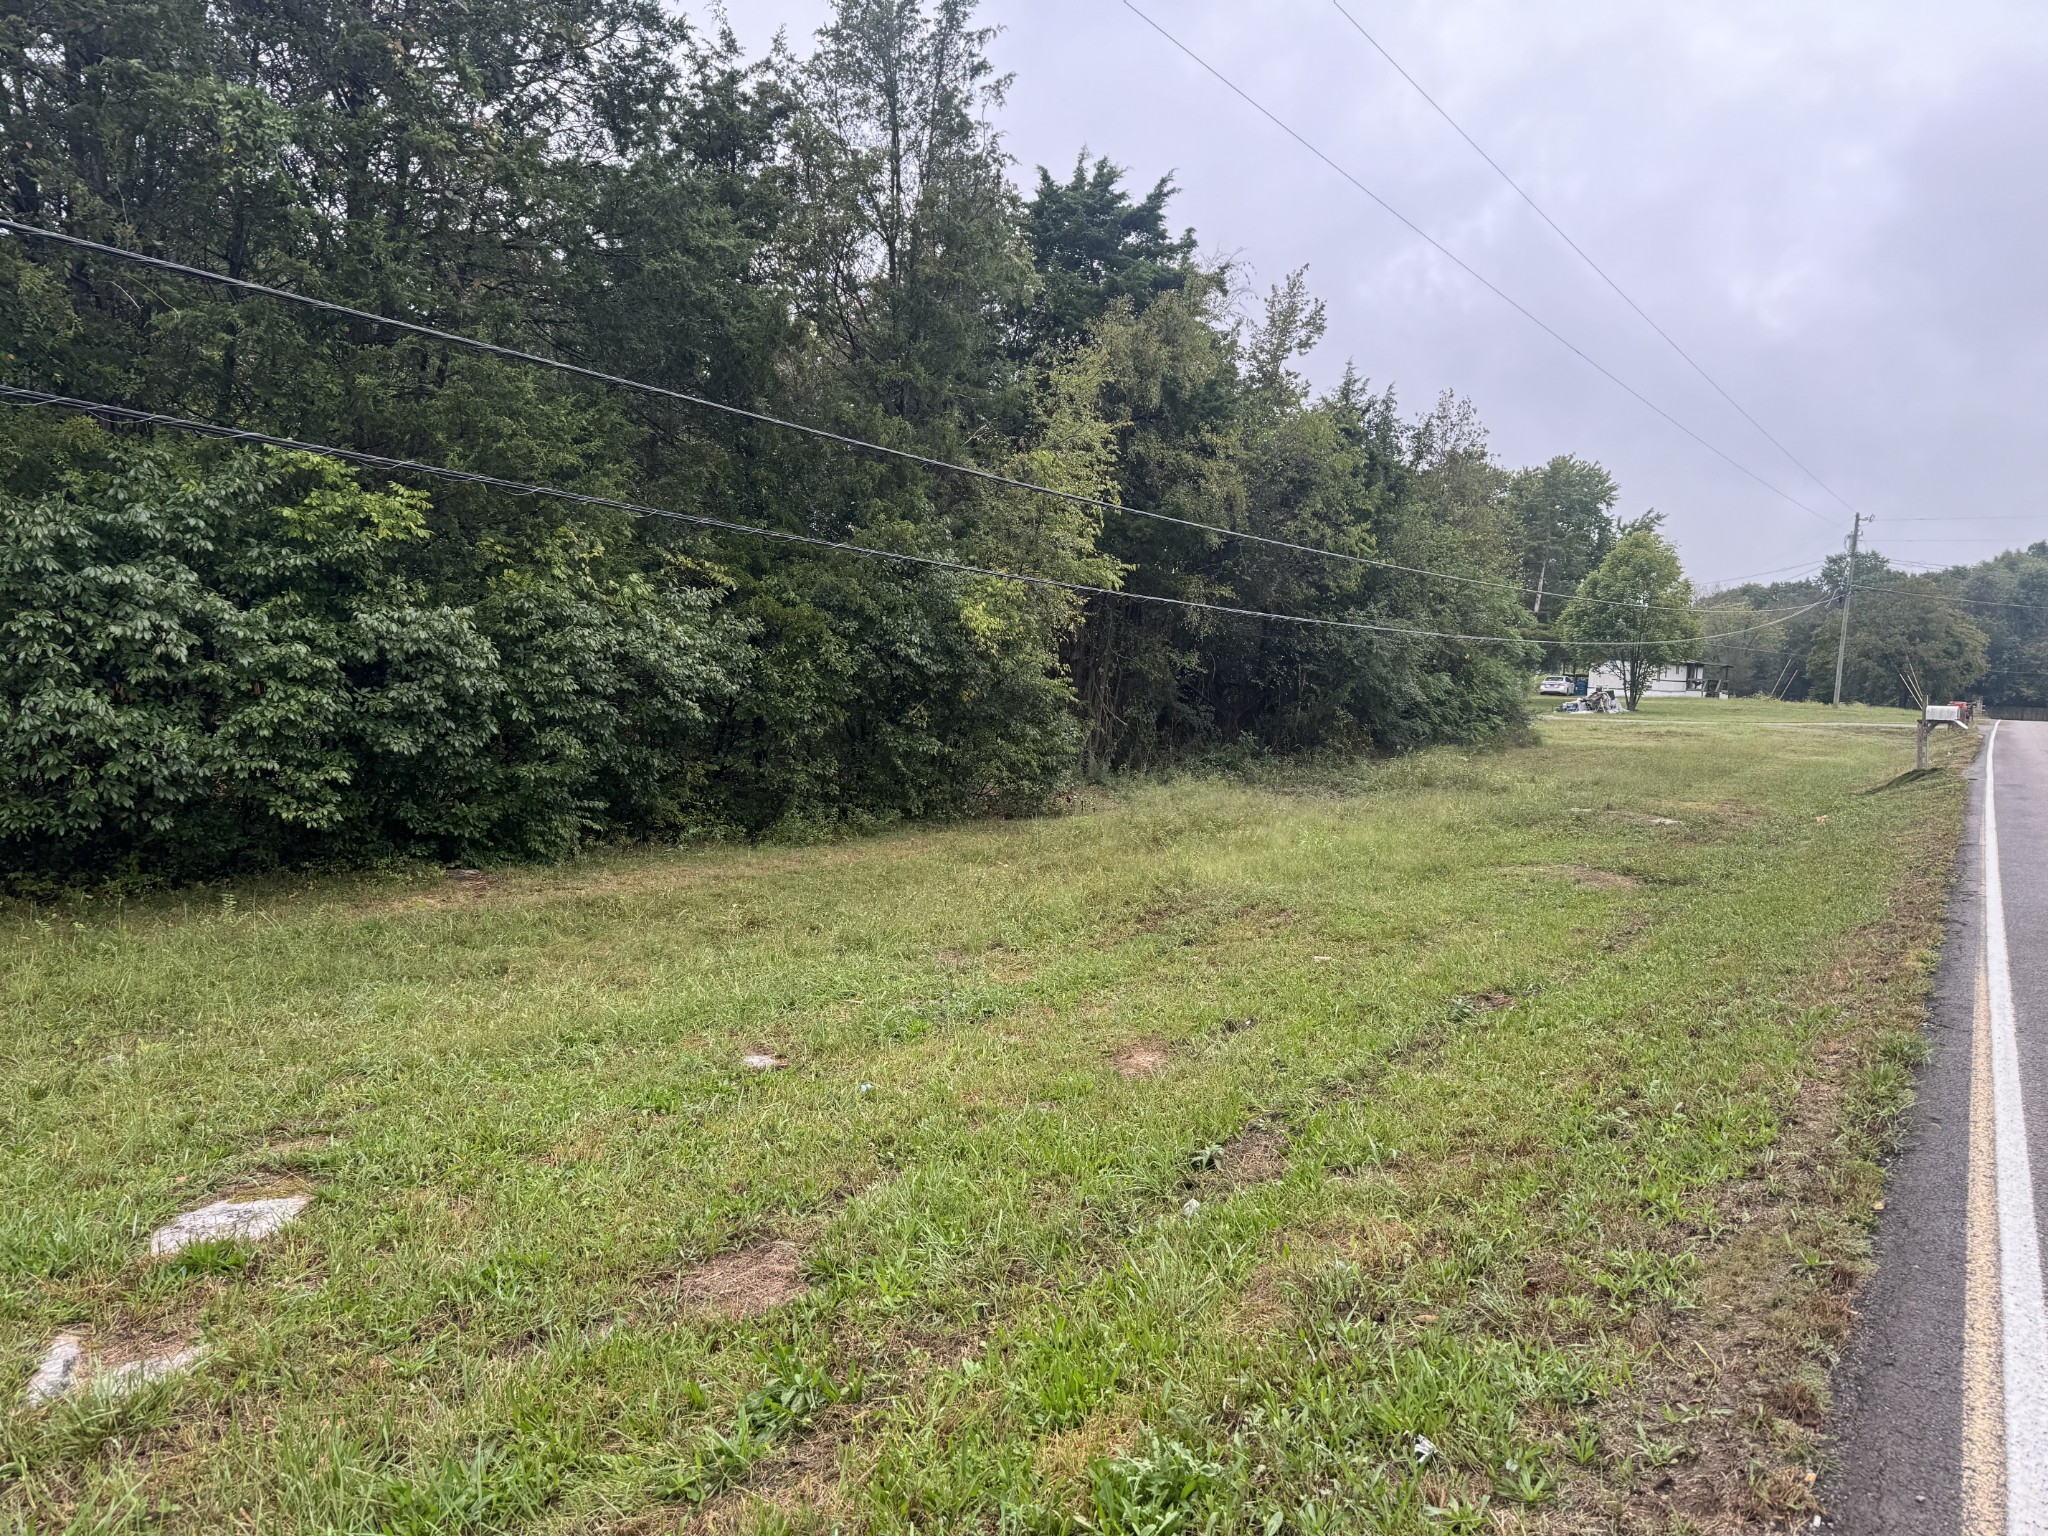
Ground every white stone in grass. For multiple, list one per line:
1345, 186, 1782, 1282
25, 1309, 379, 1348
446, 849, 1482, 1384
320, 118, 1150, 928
95, 1347, 206, 1395
149, 1195, 309, 1256
741, 1053, 785, 1071
23, 1332, 83, 1405
21, 1333, 205, 1406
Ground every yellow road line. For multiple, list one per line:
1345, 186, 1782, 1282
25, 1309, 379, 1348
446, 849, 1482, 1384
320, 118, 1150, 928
1965, 956, 2006, 1533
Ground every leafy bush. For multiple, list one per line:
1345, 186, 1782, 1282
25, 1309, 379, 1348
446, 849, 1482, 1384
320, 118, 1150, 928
0, 443, 748, 881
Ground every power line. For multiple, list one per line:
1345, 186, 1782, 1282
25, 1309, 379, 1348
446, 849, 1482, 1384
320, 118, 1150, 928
0, 222, 1420, 579
0, 219, 1650, 620
1695, 599, 1832, 616
1872, 568, 2048, 615
0, 388, 1480, 640
1697, 555, 1833, 587
1325, 0, 1864, 522
0, 218, 1742, 623
1119, 0, 1841, 530
1, 388, 1830, 650
1933, 594, 2048, 615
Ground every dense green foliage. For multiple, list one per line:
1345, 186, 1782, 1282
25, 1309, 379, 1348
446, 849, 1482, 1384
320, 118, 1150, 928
1706, 544, 2039, 705
1, 445, 749, 879
1807, 577, 1989, 709
1507, 454, 1618, 621
0, 0, 1618, 880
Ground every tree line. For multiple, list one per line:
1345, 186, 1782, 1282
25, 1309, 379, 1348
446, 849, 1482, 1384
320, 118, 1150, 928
2, 0, 1659, 883
1702, 544, 2048, 708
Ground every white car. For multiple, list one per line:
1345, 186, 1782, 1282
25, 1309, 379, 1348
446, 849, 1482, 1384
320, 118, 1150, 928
1537, 675, 1577, 696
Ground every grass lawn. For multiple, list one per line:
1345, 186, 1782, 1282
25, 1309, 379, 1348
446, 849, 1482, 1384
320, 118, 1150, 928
2, 698, 1968, 1535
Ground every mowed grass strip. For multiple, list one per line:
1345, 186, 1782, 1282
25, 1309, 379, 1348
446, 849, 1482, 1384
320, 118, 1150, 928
0, 699, 1965, 1534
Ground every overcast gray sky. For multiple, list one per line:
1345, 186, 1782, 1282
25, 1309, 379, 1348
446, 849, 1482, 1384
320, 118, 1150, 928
700, 0, 2048, 588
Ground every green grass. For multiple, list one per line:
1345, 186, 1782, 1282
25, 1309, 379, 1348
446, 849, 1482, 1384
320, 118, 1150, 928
1, 697, 1966, 1534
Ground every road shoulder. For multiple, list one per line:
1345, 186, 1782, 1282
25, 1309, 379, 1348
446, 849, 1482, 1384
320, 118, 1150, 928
1818, 745, 1986, 1531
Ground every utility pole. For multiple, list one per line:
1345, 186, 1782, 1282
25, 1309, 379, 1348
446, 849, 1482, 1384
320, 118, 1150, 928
1831, 511, 1862, 708
1531, 557, 1550, 618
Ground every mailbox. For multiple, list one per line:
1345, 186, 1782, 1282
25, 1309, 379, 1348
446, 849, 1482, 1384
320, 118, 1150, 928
1924, 705, 1963, 724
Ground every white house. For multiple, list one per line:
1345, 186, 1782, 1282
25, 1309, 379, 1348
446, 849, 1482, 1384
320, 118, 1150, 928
1586, 660, 1732, 698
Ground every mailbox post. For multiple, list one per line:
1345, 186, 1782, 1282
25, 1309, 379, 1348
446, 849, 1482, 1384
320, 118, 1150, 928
1920, 703, 1965, 770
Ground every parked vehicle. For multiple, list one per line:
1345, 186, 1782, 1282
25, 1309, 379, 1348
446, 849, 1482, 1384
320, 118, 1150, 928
1538, 675, 1578, 696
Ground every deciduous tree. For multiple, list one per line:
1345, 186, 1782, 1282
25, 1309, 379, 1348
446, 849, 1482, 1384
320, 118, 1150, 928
1558, 522, 1701, 710
1807, 577, 1988, 707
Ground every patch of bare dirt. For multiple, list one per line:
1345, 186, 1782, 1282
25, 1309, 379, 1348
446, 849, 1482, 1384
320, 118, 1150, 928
667, 1410, 858, 1536
1568, 866, 1641, 889
27, 1319, 207, 1406
597, 1508, 691, 1535
1453, 990, 1519, 1013
1034, 1407, 1139, 1488
1570, 806, 1685, 827
256, 1134, 336, 1159
1599, 910, 1657, 954
1211, 1125, 1287, 1186
741, 1425, 848, 1520
542, 1124, 611, 1166
1513, 862, 1643, 891
87, 1318, 204, 1373
672, 1240, 809, 1320
1703, 800, 1765, 831
1232, 903, 1297, 929
210, 1172, 315, 1204
1113, 1041, 1169, 1079
1129, 898, 1194, 934
982, 944, 1036, 983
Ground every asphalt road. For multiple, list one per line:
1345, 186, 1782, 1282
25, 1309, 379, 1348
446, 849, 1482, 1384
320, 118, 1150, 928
1823, 720, 2048, 1535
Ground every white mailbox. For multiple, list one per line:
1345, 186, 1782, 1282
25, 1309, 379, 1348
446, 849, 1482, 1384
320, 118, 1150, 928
1924, 704, 1964, 723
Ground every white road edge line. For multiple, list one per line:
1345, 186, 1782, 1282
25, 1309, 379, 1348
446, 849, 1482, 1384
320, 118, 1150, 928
1984, 720, 2048, 1534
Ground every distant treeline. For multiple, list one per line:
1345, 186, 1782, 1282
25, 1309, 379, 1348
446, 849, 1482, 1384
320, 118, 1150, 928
1, 0, 1631, 882
1702, 546, 2048, 707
